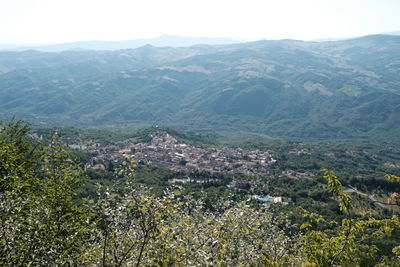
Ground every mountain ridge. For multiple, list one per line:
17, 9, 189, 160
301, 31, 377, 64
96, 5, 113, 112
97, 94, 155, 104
1, 34, 400, 140
0, 35, 240, 52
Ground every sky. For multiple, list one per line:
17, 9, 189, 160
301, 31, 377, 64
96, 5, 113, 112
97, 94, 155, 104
0, 0, 399, 44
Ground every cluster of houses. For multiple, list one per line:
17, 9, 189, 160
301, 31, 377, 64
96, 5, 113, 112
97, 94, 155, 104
64, 130, 288, 204
280, 170, 313, 179
118, 131, 277, 176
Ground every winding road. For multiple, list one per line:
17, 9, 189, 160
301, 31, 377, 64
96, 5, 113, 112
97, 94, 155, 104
343, 186, 387, 209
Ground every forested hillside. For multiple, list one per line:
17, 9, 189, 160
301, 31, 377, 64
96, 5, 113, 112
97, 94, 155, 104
1, 35, 400, 140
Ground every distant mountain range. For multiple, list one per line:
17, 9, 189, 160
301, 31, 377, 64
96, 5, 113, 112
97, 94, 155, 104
1, 34, 400, 140
312, 31, 400, 42
2, 31, 400, 52
0, 35, 240, 52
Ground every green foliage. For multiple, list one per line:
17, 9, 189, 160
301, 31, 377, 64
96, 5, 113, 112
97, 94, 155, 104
322, 169, 353, 212
1, 120, 400, 266
0, 119, 42, 193
300, 170, 400, 266
386, 174, 400, 183
0, 120, 94, 266
85, 176, 300, 265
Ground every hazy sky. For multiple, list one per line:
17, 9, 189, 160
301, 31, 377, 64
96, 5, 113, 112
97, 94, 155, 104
1, 0, 399, 44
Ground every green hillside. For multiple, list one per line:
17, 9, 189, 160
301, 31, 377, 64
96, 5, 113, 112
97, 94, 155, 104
1, 35, 400, 140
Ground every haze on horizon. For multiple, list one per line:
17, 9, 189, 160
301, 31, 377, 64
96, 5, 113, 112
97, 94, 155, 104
0, 0, 400, 45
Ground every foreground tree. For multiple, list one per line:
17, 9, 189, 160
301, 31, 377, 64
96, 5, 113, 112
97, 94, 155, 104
83, 158, 300, 266
300, 170, 400, 266
0, 120, 94, 266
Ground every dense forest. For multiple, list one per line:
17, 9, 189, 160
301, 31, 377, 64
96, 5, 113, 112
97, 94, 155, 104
1, 120, 399, 266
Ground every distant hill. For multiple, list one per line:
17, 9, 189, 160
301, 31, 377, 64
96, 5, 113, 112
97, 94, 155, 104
1, 34, 400, 140
383, 31, 400, 36
0, 35, 239, 52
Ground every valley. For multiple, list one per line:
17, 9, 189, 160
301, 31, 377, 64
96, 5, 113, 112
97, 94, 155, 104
3, 0, 400, 264
2, 34, 400, 265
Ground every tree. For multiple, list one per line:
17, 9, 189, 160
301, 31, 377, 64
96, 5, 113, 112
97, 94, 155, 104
84, 158, 300, 266
0, 120, 94, 266
300, 170, 400, 266
0, 119, 42, 194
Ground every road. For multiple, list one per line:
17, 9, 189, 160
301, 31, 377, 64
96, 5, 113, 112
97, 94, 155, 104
343, 186, 387, 209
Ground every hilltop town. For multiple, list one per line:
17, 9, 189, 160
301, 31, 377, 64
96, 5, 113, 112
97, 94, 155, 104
65, 130, 317, 182
118, 131, 277, 176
